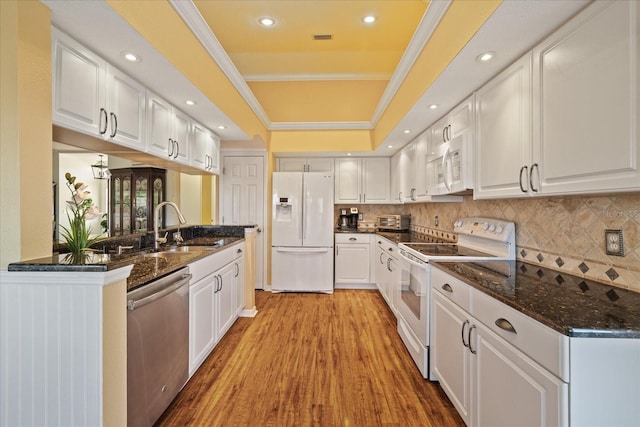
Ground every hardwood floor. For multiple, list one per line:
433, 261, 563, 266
156, 290, 464, 427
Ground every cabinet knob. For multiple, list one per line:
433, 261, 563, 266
495, 318, 517, 334
349, 237, 357, 241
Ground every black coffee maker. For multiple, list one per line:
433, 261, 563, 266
348, 207, 359, 229
338, 209, 350, 229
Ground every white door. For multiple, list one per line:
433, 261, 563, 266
221, 155, 265, 289
303, 173, 334, 247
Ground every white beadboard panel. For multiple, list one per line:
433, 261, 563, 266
0, 266, 131, 427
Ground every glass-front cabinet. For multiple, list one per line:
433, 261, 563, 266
110, 168, 166, 235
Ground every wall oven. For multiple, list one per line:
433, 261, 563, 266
395, 218, 515, 380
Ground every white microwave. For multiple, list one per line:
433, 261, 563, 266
425, 134, 474, 195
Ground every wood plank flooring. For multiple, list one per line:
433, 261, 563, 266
156, 290, 464, 427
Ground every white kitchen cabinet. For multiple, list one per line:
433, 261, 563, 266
334, 158, 390, 204
191, 121, 220, 174
431, 96, 474, 144
52, 28, 145, 150
189, 273, 216, 376
412, 131, 430, 201
431, 268, 568, 427
531, 0, 640, 196
334, 233, 373, 288
374, 237, 399, 313
188, 242, 244, 376
277, 157, 334, 172
146, 91, 190, 166
475, 52, 533, 199
390, 152, 403, 203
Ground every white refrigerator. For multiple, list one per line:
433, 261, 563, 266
271, 172, 334, 293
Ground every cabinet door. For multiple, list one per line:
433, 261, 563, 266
191, 121, 211, 171
52, 28, 106, 136
472, 322, 568, 427
374, 246, 387, 294
189, 276, 216, 376
390, 151, 403, 202
146, 92, 173, 157
362, 158, 390, 203
307, 158, 334, 172
475, 53, 533, 199
432, 292, 471, 426
105, 64, 145, 150
278, 158, 308, 172
413, 131, 431, 199
532, 0, 640, 195
399, 144, 415, 202
335, 244, 370, 283
216, 262, 237, 339
209, 134, 221, 175
172, 108, 191, 165
448, 96, 474, 140
334, 158, 362, 203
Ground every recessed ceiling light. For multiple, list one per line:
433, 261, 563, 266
217, 125, 226, 130
403, 129, 411, 134
259, 17, 275, 26
363, 15, 376, 24
185, 100, 196, 106
347, 153, 352, 156
387, 145, 393, 149
121, 51, 141, 63
429, 104, 438, 110
477, 51, 496, 62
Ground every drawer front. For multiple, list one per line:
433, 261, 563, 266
374, 236, 397, 255
335, 233, 372, 244
189, 242, 243, 284
431, 267, 472, 313
472, 289, 569, 381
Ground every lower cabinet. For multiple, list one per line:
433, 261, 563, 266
374, 237, 399, 313
334, 233, 373, 288
431, 268, 568, 427
188, 242, 244, 376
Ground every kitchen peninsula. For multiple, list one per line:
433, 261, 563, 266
1, 225, 256, 427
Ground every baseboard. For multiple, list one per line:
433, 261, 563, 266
334, 283, 378, 290
239, 307, 258, 317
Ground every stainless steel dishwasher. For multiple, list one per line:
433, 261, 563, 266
127, 267, 191, 427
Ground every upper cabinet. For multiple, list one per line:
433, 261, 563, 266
475, 53, 533, 199
277, 158, 334, 172
191, 121, 220, 174
334, 157, 390, 204
52, 28, 145, 150
531, 0, 640, 196
146, 91, 191, 166
476, 1, 640, 199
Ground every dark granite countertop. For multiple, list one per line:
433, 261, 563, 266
431, 260, 640, 339
8, 225, 249, 292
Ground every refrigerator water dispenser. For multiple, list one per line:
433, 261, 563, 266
275, 197, 293, 222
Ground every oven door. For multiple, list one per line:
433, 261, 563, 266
395, 251, 430, 348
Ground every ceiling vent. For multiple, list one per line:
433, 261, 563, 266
313, 34, 333, 41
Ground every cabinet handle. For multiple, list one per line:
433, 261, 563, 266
529, 163, 539, 193
448, 124, 452, 141
468, 324, 477, 354
442, 126, 447, 143
495, 318, 517, 334
213, 275, 219, 293
388, 247, 393, 252
441, 283, 453, 293
174, 140, 180, 159
387, 258, 392, 272
168, 138, 174, 157
461, 320, 470, 348
99, 108, 108, 135
109, 112, 118, 138
380, 252, 385, 264
349, 237, 357, 241
234, 262, 239, 277
519, 165, 529, 193
218, 274, 223, 292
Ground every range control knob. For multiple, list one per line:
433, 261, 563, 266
488, 224, 496, 232
495, 225, 504, 234
454, 220, 463, 228
482, 223, 490, 231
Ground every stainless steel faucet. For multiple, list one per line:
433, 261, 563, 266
154, 201, 187, 250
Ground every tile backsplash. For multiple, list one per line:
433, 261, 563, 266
340, 192, 640, 292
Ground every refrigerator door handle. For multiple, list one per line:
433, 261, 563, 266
275, 247, 331, 253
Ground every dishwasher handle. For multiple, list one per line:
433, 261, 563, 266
127, 273, 192, 311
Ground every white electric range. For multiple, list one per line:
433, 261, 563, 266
395, 217, 515, 379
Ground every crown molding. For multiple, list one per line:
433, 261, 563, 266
244, 73, 392, 82
369, 0, 452, 126
269, 122, 371, 131
169, 0, 271, 127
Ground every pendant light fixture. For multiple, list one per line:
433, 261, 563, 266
91, 154, 111, 180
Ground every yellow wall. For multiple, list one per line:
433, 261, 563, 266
373, 0, 501, 149
0, 0, 52, 267
270, 129, 373, 154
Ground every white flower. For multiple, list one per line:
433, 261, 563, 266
84, 205, 101, 220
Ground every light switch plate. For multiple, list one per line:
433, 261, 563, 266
605, 229, 625, 256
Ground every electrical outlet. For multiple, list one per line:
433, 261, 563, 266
605, 229, 625, 256
435, 215, 440, 227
